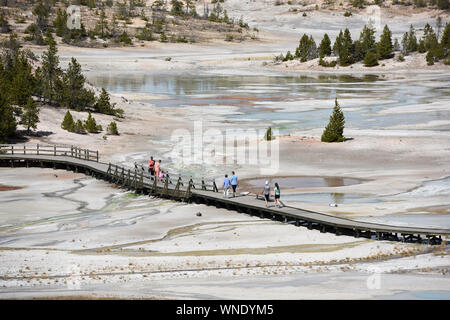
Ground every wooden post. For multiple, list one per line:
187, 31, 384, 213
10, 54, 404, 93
213, 180, 218, 192
11, 145, 13, 155
37, 144, 40, 155
163, 176, 169, 195
54, 145, 56, 156
152, 174, 158, 194
70, 146, 73, 157
24, 145, 26, 155
140, 171, 144, 190
184, 179, 193, 201
126, 169, 131, 187
87, 150, 90, 161
96, 151, 99, 162
133, 169, 137, 189
202, 178, 206, 190
121, 167, 125, 185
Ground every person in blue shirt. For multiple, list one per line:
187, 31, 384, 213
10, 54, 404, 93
230, 171, 238, 197
223, 174, 231, 198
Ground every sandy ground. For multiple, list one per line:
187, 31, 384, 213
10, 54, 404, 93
2, 3, 449, 299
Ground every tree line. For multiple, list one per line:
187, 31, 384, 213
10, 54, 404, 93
278, 20, 450, 67
0, 32, 122, 143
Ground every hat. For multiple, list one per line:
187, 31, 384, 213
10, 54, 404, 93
265, 180, 269, 185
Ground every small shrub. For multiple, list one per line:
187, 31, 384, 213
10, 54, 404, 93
344, 11, 352, 17
84, 112, 102, 133
107, 121, 119, 135
74, 120, 86, 134
264, 127, 274, 141
364, 51, 379, 67
61, 110, 75, 132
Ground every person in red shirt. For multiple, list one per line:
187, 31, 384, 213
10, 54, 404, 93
148, 156, 155, 176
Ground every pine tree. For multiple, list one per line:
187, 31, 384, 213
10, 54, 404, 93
406, 25, 418, 52
33, 0, 50, 32
171, 0, 184, 15
321, 98, 345, 143
441, 23, 450, 56
61, 110, 75, 132
94, 88, 119, 115
84, 112, 102, 133
107, 121, 119, 135
339, 28, 354, 66
377, 25, 393, 60
359, 22, 377, 57
54, 8, 68, 37
319, 33, 332, 57
95, 7, 109, 39
60, 57, 95, 110
0, 10, 10, 33
11, 53, 36, 107
41, 32, 62, 104
333, 30, 343, 56
0, 90, 16, 143
74, 119, 86, 134
364, 51, 379, 67
264, 127, 273, 141
20, 98, 40, 135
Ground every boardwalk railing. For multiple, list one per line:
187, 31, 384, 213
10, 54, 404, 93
0, 144, 99, 162
1, 143, 448, 245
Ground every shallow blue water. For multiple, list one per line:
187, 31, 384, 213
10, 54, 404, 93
88, 72, 450, 132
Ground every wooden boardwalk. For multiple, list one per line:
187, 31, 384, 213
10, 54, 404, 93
1, 144, 449, 244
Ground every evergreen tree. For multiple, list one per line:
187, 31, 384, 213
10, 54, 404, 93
319, 33, 332, 57
41, 32, 62, 104
10, 53, 36, 107
426, 51, 435, 65
406, 25, 418, 52
54, 8, 68, 37
364, 51, 379, 67
377, 25, 393, 59
321, 98, 345, 143
401, 32, 409, 55
339, 28, 354, 66
20, 98, 40, 135
359, 22, 377, 57
171, 0, 184, 15
0, 90, 16, 143
61, 110, 75, 132
60, 57, 95, 110
333, 30, 343, 56
84, 112, 102, 133
0, 10, 10, 33
393, 38, 400, 51
295, 34, 318, 62
107, 121, 119, 135
423, 23, 439, 52
32, 0, 50, 32
264, 127, 274, 141
95, 7, 109, 39
74, 119, 86, 134
94, 88, 121, 115
441, 23, 450, 56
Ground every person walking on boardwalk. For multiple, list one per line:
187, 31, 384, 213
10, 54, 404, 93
223, 174, 231, 198
274, 182, 281, 208
263, 180, 270, 207
154, 160, 161, 179
148, 156, 155, 177
230, 171, 238, 198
